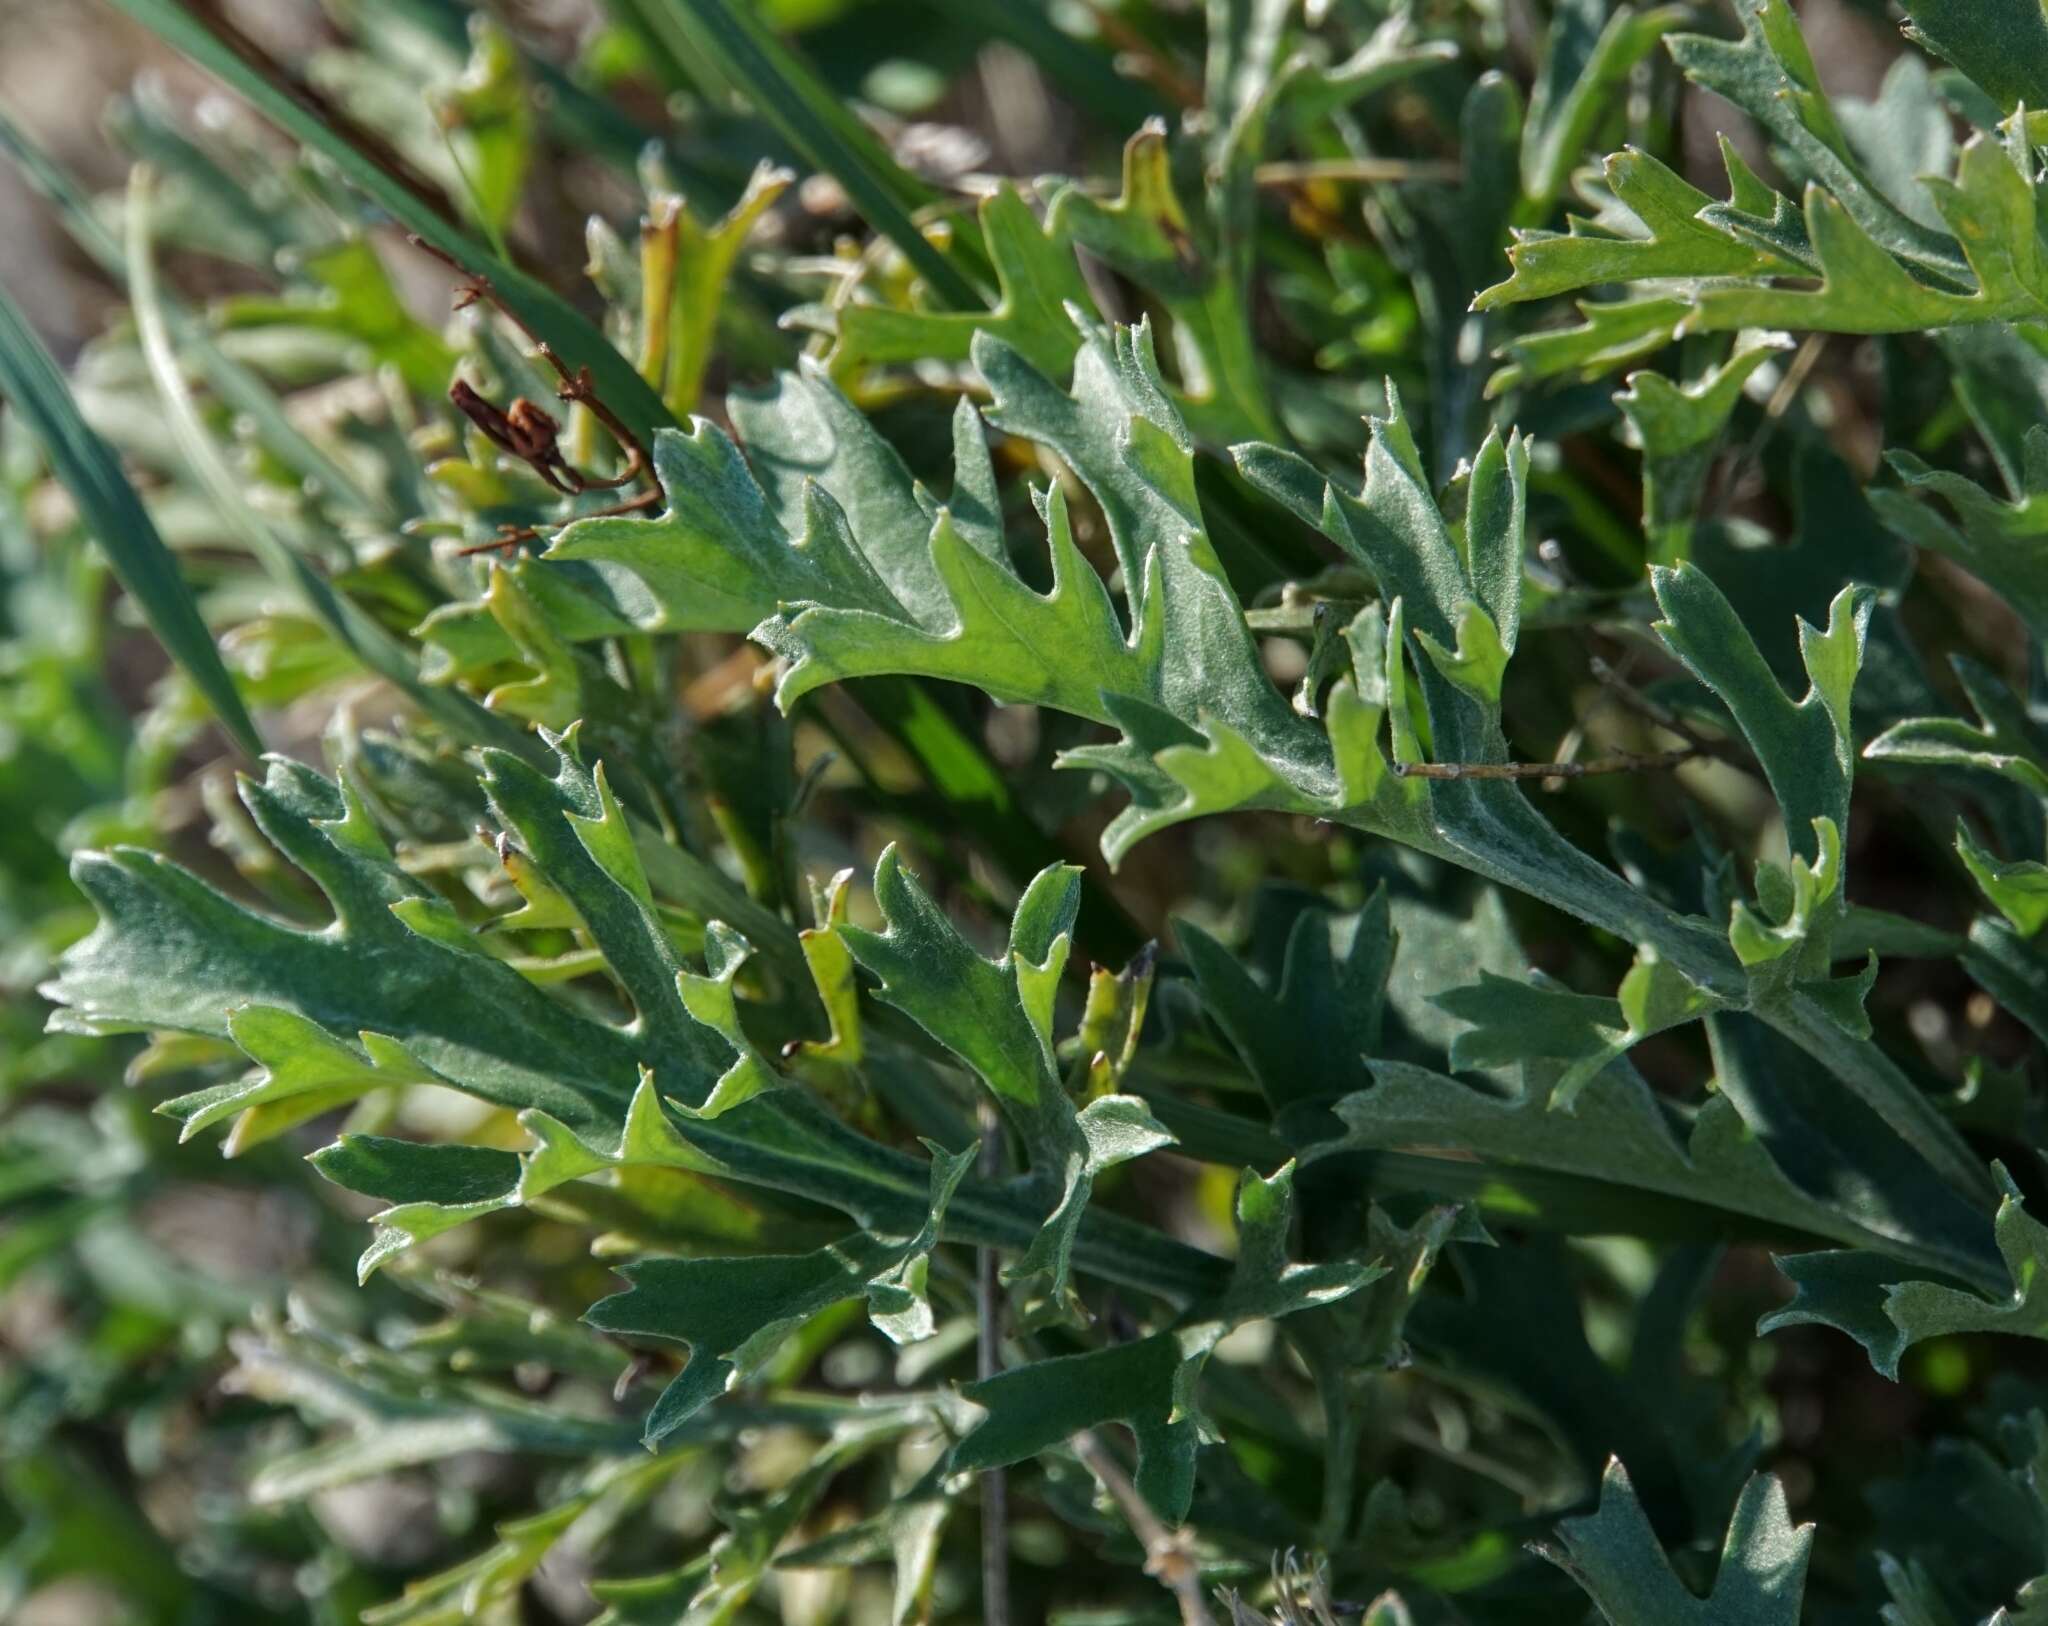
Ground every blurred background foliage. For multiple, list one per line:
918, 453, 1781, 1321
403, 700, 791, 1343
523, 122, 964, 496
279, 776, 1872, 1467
4, 1, 2047, 1624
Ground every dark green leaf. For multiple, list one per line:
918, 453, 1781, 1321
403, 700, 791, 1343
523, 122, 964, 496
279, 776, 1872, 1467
1539, 1460, 1813, 1625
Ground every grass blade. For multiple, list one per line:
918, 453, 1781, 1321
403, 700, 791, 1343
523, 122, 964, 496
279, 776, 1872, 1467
104, 0, 676, 443
125, 166, 527, 757
0, 283, 259, 755
609, 0, 990, 308
0, 111, 392, 525
375, 0, 739, 196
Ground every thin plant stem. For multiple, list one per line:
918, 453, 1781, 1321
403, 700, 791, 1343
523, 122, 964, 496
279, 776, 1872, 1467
411, 235, 656, 487
455, 489, 662, 555
1391, 747, 1700, 781
1710, 332, 1826, 516
978, 1101, 1011, 1626
184, 0, 468, 240
413, 236, 665, 556
1254, 157, 1462, 186
431, 98, 512, 266
1587, 654, 1753, 771
1071, 1429, 1216, 1626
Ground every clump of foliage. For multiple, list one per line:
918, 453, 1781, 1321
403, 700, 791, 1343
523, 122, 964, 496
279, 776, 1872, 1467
13, 0, 2048, 1621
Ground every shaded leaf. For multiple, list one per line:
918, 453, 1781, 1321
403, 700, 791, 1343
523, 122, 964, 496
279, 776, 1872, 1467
585, 1139, 974, 1443
1765, 1163, 2048, 1379
1539, 1459, 1813, 1625
951, 1161, 1381, 1519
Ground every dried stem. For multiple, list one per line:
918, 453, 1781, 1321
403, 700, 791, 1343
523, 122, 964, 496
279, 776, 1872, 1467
977, 1103, 1011, 1626
188, 2, 467, 241
1391, 747, 1700, 781
455, 490, 662, 556
414, 236, 663, 556
1070, 1429, 1215, 1626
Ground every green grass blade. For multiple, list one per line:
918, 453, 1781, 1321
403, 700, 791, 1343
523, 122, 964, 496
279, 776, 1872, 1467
373, 0, 728, 192
125, 166, 528, 757
103, 0, 676, 443
0, 111, 392, 524
609, 0, 990, 309
0, 284, 259, 755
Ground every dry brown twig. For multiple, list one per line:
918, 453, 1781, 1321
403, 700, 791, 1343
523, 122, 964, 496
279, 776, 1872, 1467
451, 490, 663, 558
409, 236, 664, 557
191, 3, 468, 241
